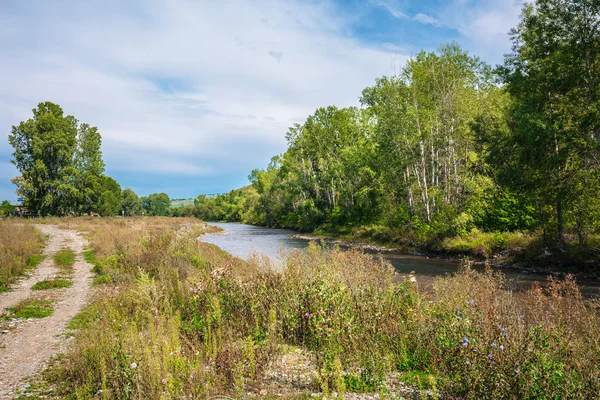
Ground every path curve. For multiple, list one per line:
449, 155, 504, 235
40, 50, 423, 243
0, 225, 93, 399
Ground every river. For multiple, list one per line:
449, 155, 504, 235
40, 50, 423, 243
202, 222, 600, 298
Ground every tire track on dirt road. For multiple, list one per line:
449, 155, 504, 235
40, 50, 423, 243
0, 225, 93, 399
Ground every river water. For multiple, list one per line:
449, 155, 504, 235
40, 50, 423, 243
202, 222, 600, 298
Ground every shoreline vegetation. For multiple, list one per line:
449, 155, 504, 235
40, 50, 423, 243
288, 231, 600, 280
4, 217, 594, 399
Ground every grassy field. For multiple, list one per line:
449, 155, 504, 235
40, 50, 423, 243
32, 217, 600, 399
0, 220, 45, 291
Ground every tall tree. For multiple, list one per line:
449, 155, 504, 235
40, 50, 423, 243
74, 123, 105, 213
142, 193, 171, 216
361, 43, 496, 232
96, 176, 122, 216
500, 0, 600, 245
121, 188, 140, 216
9, 102, 78, 215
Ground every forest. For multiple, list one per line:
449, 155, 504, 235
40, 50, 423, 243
189, 2, 600, 267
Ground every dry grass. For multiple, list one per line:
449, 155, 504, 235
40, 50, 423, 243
37, 217, 600, 399
0, 220, 45, 290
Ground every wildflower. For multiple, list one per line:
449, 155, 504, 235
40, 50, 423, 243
514, 369, 519, 374
519, 313, 525, 319
488, 353, 493, 358
466, 359, 471, 365
491, 343, 497, 348
469, 299, 474, 305
484, 387, 489, 392
462, 337, 469, 347
500, 345, 505, 351
130, 362, 138, 369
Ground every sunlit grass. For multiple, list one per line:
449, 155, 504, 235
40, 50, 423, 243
40, 217, 600, 399
53, 249, 75, 269
7, 298, 54, 319
0, 221, 45, 288
31, 279, 72, 290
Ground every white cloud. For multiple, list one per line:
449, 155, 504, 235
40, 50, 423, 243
414, 13, 439, 26
370, 0, 409, 19
0, 0, 405, 191
369, 1, 439, 26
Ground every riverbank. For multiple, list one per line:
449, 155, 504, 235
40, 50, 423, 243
18, 217, 600, 399
291, 230, 600, 280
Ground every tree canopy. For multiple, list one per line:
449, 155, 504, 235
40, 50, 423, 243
8, 102, 135, 216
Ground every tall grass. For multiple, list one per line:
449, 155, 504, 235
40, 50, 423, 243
0, 220, 45, 290
44, 218, 600, 399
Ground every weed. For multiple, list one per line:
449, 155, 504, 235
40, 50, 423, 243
27, 254, 46, 268
31, 279, 72, 290
53, 249, 75, 269
40, 218, 600, 399
82, 249, 96, 265
8, 299, 54, 319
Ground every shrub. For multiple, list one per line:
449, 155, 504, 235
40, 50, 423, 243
43, 218, 600, 399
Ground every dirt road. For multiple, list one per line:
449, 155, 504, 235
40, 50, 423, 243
0, 225, 93, 399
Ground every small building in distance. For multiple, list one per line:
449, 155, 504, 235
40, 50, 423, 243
13, 206, 35, 217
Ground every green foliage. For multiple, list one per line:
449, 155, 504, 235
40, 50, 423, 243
120, 188, 140, 216
0, 200, 14, 216
141, 192, 171, 216
27, 254, 45, 268
45, 220, 600, 399
73, 123, 105, 213
82, 249, 96, 265
499, 0, 600, 245
7, 101, 123, 216
7, 299, 54, 318
54, 249, 75, 268
440, 229, 534, 258
31, 279, 72, 290
98, 190, 120, 216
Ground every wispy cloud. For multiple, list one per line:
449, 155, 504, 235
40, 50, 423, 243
370, 0, 438, 26
0, 0, 522, 201
370, 0, 409, 19
0, 0, 406, 200
414, 13, 439, 26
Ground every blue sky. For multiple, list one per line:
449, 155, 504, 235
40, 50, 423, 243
0, 0, 524, 201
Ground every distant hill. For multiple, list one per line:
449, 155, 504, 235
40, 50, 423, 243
171, 198, 195, 208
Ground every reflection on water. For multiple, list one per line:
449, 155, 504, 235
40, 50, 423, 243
202, 222, 600, 298
202, 222, 309, 261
